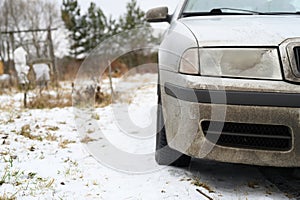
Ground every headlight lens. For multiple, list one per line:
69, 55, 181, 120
179, 48, 199, 74
199, 48, 282, 80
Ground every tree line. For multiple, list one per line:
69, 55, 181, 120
0, 0, 156, 61
61, 0, 156, 59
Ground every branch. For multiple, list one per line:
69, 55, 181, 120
196, 189, 214, 200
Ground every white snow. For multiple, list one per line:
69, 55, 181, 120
13, 47, 30, 84
0, 74, 10, 88
33, 64, 50, 82
14, 47, 27, 65
0, 73, 294, 199
0, 74, 10, 81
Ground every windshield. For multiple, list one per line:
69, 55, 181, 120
183, 0, 300, 14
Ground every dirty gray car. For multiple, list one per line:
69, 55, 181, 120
147, 0, 300, 167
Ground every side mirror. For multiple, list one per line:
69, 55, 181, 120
146, 7, 170, 23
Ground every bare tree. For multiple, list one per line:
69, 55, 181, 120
0, 0, 63, 63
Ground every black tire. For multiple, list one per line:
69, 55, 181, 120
155, 92, 191, 167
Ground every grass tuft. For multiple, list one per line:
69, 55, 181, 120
0, 193, 17, 200
59, 140, 76, 149
80, 136, 96, 144
28, 93, 72, 109
19, 125, 43, 141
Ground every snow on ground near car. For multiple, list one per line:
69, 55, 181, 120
0, 73, 295, 199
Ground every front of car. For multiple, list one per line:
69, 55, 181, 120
148, 0, 300, 167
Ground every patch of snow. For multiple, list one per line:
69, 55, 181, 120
33, 64, 50, 82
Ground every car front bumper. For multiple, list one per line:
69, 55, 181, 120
160, 70, 300, 167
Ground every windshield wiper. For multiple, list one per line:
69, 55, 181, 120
182, 8, 300, 18
211, 8, 264, 15
182, 8, 264, 17
217, 9, 300, 15
261, 11, 300, 15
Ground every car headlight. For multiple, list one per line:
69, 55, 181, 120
199, 48, 282, 80
179, 48, 199, 74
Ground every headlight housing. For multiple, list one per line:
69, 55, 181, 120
179, 48, 282, 80
179, 48, 199, 74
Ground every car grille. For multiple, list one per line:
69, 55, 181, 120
201, 121, 292, 151
294, 47, 300, 72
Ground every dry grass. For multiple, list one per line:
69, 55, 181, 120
59, 140, 76, 149
192, 178, 215, 193
28, 92, 72, 109
19, 125, 43, 141
47, 126, 59, 131
71, 92, 112, 108
0, 194, 17, 200
45, 134, 58, 142
45, 179, 55, 188
94, 93, 112, 108
91, 113, 100, 121
80, 136, 96, 144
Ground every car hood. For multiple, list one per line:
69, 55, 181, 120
180, 15, 300, 46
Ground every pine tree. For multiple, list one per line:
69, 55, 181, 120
61, 0, 159, 60
62, 1, 108, 57
61, 0, 84, 58
107, 16, 121, 36
84, 2, 107, 52
116, 0, 158, 67
119, 0, 147, 31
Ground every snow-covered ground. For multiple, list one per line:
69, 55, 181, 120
0, 73, 298, 199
